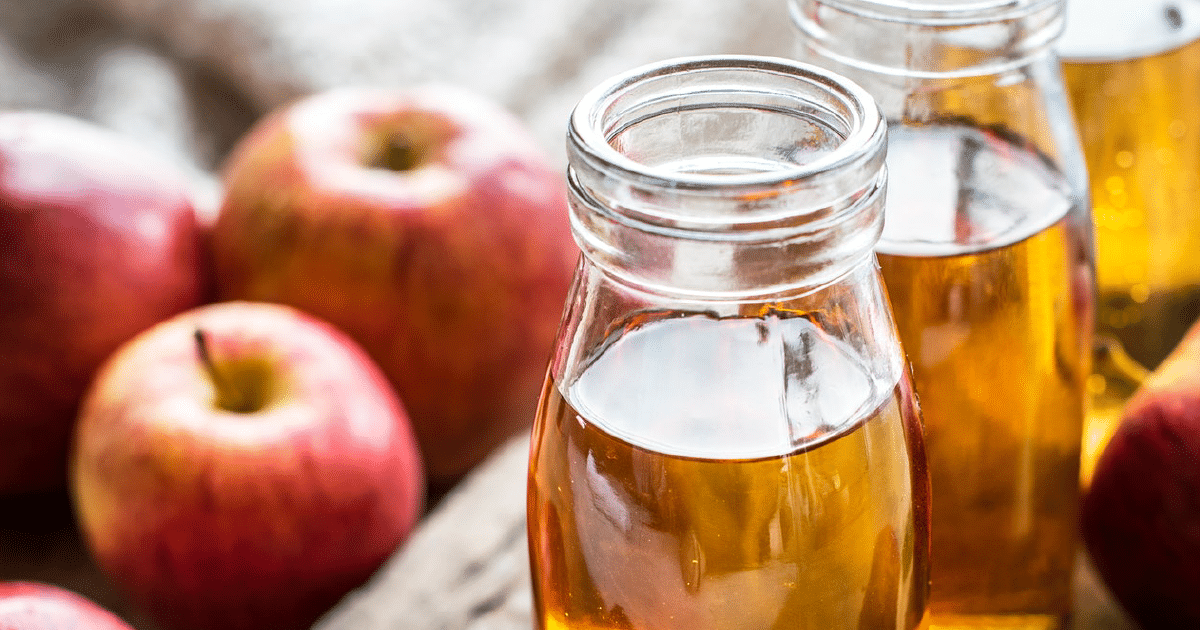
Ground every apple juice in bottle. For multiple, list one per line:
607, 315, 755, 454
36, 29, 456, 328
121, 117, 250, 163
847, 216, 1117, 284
1058, 0, 1200, 476
527, 56, 931, 630
791, 2, 1095, 628
875, 125, 1087, 622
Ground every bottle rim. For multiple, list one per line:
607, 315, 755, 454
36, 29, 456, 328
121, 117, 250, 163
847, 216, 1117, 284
791, 0, 1062, 25
564, 54, 889, 297
567, 54, 886, 202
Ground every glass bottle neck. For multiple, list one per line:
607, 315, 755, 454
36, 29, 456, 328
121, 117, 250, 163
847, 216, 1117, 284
790, 0, 1086, 189
565, 55, 888, 300
791, 0, 1065, 77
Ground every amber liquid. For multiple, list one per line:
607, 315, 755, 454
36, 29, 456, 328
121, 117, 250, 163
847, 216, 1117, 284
1063, 38, 1200, 370
877, 125, 1091, 629
1062, 38, 1200, 477
528, 313, 930, 630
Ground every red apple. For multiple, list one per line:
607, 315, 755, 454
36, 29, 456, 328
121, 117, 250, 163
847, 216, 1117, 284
0, 581, 134, 630
1081, 317, 1200, 629
0, 110, 210, 494
69, 301, 425, 630
209, 85, 577, 486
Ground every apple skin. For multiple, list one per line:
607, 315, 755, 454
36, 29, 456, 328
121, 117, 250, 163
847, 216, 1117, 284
1081, 317, 1200, 629
0, 110, 211, 495
0, 581, 135, 630
209, 85, 577, 486
69, 301, 426, 630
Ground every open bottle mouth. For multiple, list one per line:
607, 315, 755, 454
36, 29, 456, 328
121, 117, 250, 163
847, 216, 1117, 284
565, 55, 888, 297
570, 56, 884, 193
568, 55, 885, 232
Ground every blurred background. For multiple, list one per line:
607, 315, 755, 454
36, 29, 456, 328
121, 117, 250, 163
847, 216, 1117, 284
0, 0, 795, 206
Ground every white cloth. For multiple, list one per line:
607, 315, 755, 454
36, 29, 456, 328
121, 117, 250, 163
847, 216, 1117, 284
0, 0, 796, 199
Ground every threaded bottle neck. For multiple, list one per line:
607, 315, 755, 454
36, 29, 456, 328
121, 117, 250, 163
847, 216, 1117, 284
565, 55, 888, 299
791, 0, 1066, 77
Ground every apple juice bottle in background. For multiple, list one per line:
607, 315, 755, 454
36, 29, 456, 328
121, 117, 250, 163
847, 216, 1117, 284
1057, 0, 1200, 479
791, 1, 1095, 628
527, 56, 931, 630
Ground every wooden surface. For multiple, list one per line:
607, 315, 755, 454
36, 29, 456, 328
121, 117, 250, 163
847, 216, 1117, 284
1, 433, 1140, 630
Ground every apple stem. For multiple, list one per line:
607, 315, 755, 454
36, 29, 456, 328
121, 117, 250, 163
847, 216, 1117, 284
194, 328, 246, 412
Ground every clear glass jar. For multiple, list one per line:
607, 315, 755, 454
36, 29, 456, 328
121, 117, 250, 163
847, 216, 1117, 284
1058, 0, 1200, 481
791, 1, 1096, 628
527, 55, 931, 630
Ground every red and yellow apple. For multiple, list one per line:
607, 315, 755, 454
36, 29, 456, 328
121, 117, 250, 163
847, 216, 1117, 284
209, 85, 577, 485
70, 301, 425, 630
0, 581, 135, 630
0, 110, 211, 494
1082, 316, 1200, 629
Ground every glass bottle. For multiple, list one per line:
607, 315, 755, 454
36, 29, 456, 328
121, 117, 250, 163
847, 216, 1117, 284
527, 55, 931, 630
1058, 0, 1200, 481
790, 2, 1095, 628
